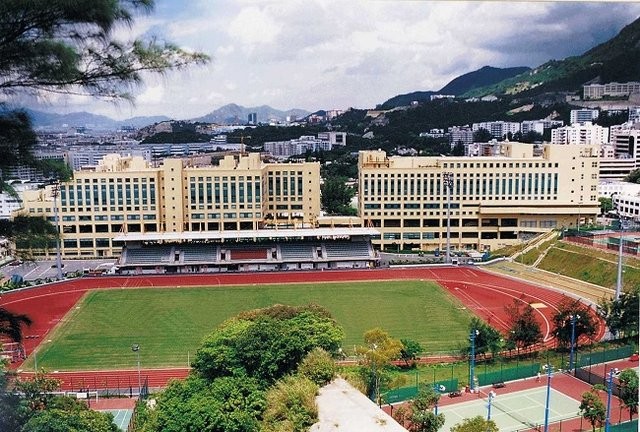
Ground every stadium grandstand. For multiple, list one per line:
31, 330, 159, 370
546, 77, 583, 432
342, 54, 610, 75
113, 227, 379, 274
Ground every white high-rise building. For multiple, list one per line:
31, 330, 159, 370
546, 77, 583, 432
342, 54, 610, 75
570, 109, 599, 125
551, 122, 609, 146
472, 121, 520, 139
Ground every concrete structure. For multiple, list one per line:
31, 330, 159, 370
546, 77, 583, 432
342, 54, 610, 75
583, 82, 640, 100
610, 123, 640, 165
570, 109, 599, 125
472, 121, 521, 139
358, 143, 600, 252
449, 126, 474, 146
17, 153, 320, 258
310, 379, 405, 432
264, 132, 346, 159
598, 180, 640, 198
551, 122, 609, 146
629, 107, 640, 124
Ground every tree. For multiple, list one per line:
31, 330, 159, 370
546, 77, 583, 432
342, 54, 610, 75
551, 297, 598, 349
399, 338, 423, 367
451, 141, 465, 156
598, 287, 639, 339
297, 347, 336, 386
473, 128, 493, 143
356, 327, 403, 404
505, 299, 543, 355
261, 375, 318, 432
0, 306, 31, 343
467, 318, 502, 359
407, 386, 445, 432
618, 368, 639, 422
0, 216, 59, 260
599, 197, 613, 215
21, 408, 119, 432
579, 388, 606, 432
151, 375, 265, 432
192, 304, 344, 382
0, 1, 208, 194
321, 176, 356, 215
450, 416, 499, 432
624, 169, 640, 184
0, 1, 208, 100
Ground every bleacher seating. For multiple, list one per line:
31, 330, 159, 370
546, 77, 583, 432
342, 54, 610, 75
280, 243, 315, 260
125, 246, 172, 265
324, 241, 371, 259
181, 244, 218, 263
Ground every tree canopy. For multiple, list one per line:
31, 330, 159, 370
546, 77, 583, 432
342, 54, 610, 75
618, 368, 639, 422
192, 304, 344, 383
579, 388, 606, 432
598, 287, 639, 339
0, 0, 208, 100
505, 299, 543, 354
551, 297, 598, 348
450, 415, 499, 432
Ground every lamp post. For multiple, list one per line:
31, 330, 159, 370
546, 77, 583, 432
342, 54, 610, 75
469, 329, 479, 392
442, 172, 454, 265
50, 182, 63, 280
569, 314, 580, 373
577, 201, 583, 232
131, 343, 142, 396
487, 390, 496, 420
613, 194, 624, 300
604, 368, 615, 432
543, 364, 553, 432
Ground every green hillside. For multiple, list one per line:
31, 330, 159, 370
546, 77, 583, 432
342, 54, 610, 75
464, 16, 640, 98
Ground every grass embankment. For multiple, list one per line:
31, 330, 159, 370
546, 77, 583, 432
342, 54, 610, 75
27, 280, 473, 371
538, 242, 640, 291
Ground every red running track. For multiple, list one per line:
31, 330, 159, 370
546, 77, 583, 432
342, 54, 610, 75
0, 266, 606, 390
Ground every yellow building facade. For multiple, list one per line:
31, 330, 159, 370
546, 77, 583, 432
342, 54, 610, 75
19, 153, 320, 258
358, 142, 600, 252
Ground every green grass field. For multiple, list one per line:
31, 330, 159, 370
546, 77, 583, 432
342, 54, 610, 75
26, 280, 473, 371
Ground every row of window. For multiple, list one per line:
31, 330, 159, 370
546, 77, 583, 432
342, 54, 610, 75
60, 183, 157, 207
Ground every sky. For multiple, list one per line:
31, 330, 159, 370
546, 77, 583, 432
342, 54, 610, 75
23, 1, 640, 120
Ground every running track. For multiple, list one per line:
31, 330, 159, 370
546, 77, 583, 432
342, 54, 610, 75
1, 266, 606, 391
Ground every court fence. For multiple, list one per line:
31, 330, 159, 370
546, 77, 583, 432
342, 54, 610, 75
383, 378, 459, 404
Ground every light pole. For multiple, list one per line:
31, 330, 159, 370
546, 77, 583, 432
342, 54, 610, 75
604, 368, 615, 432
442, 172, 454, 265
613, 194, 624, 300
487, 390, 496, 420
543, 364, 553, 432
132, 343, 142, 396
577, 201, 583, 232
50, 182, 63, 280
569, 314, 580, 373
469, 329, 479, 392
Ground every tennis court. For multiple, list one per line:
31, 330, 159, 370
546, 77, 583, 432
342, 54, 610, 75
439, 387, 580, 432
100, 409, 133, 431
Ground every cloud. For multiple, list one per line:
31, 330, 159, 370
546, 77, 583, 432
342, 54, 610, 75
20, 0, 640, 119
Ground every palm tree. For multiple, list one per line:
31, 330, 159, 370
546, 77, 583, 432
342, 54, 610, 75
0, 307, 31, 343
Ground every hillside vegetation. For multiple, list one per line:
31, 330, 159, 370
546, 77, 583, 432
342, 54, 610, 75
534, 241, 640, 292
465, 16, 640, 98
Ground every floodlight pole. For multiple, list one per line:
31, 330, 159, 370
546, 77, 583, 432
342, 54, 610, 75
51, 182, 63, 280
615, 220, 624, 300
569, 314, 580, 373
132, 344, 141, 396
543, 364, 553, 432
469, 329, 478, 392
442, 172, 453, 264
605, 368, 615, 432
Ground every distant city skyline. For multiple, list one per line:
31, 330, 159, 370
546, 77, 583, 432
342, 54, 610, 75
12, 1, 640, 120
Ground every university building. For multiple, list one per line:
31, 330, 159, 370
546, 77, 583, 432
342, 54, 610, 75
358, 142, 600, 252
18, 153, 320, 258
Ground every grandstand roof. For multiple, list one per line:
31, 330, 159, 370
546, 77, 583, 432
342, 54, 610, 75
113, 227, 379, 242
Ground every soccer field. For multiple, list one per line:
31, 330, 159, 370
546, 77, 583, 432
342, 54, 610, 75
27, 280, 473, 370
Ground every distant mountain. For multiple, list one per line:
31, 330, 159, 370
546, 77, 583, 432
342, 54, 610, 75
439, 66, 531, 95
192, 103, 310, 124
381, 66, 530, 108
25, 109, 169, 129
464, 16, 640, 98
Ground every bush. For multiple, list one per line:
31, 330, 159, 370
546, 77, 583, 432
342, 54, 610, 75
297, 348, 336, 386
